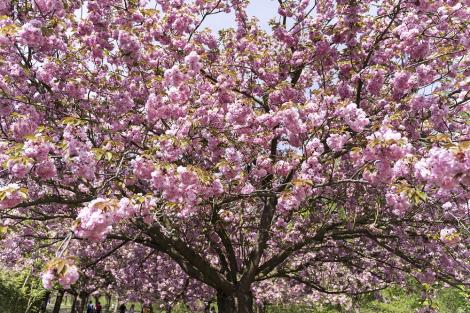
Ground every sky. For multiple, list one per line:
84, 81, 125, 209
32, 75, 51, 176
76, 1, 282, 33
201, 0, 279, 32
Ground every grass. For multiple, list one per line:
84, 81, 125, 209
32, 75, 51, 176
46, 295, 139, 313
46, 286, 470, 313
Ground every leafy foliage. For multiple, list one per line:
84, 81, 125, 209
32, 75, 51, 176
0, 269, 46, 313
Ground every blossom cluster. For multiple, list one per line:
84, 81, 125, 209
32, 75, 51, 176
41, 259, 79, 289
75, 198, 138, 241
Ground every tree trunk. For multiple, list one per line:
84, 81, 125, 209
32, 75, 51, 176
94, 295, 100, 307
204, 300, 212, 313
217, 290, 254, 313
70, 294, 78, 313
113, 295, 119, 313
105, 294, 111, 312
53, 290, 65, 313
255, 303, 266, 313
217, 292, 236, 313
39, 291, 51, 313
74, 292, 88, 313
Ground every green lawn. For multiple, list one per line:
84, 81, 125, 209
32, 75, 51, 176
46, 287, 469, 313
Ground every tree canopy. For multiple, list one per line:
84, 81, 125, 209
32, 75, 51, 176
0, 0, 469, 312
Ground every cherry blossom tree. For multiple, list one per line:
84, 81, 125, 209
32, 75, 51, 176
0, 0, 469, 312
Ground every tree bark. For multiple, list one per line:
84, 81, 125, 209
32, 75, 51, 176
113, 295, 119, 313
74, 292, 88, 313
204, 300, 212, 313
52, 290, 65, 313
105, 294, 111, 312
217, 290, 254, 313
39, 291, 51, 313
70, 294, 78, 313
255, 303, 266, 313
217, 292, 236, 313
94, 295, 100, 307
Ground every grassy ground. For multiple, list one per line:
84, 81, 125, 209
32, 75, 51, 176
261, 288, 470, 313
46, 295, 147, 313
47, 287, 470, 313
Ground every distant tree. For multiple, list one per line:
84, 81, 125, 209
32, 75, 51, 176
0, 269, 46, 313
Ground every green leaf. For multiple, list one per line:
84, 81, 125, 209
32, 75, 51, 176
105, 151, 113, 161
60, 116, 86, 126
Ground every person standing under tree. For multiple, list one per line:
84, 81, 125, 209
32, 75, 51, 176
95, 301, 102, 313
87, 301, 95, 313
128, 304, 135, 313
119, 303, 127, 313
127, 304, 135, 313
141, 305, 150, 313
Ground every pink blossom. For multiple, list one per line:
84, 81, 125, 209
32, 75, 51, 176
35, 159, 57, 180
69, 151, 96, 180
392, 72, 411, 98
0, 184, 25, 209
35, 0, 62, 14
414, 147, 464, 190
385, 188, 410, 217
185, 51, 202, 73
145, 94, 162, 122
133, 157, 154, 180
416, 268, 436, 284
10, 119, 37, 140
0, 1, 10, 14
366, 69, 385, 95
281, 108, 306, 135
273, 160, 292, 176
19, 22, 44, 47
339, 102, 369, 132
305, 138, 323, 155
416, 64, 436, 85
75, 198, 117, 241
24, 140, 51, 161
41, 270, 55, 289
58, 265, 80, 289
241, 182, 255, 195
365, 128, 410, 162
439, 228, 459, 245
164, 66, 187, 87
115, 198, 138, 219
327, 133, 349, 152
7, 160, 32, 178
118, 31, 140, 57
